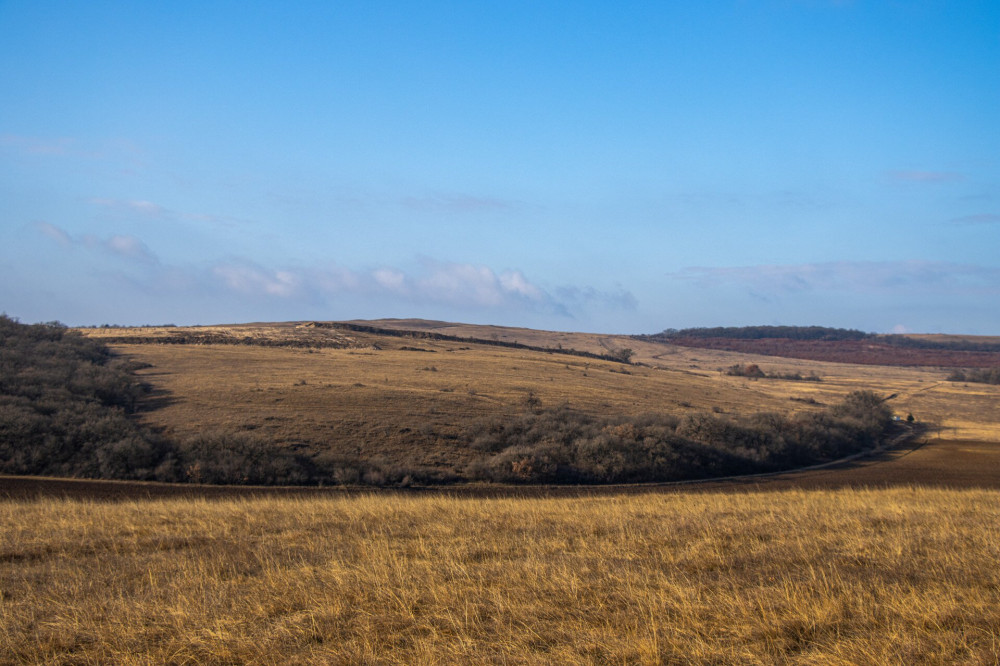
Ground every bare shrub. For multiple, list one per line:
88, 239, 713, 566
177, 431, 310, 485
464, 391, 895, 484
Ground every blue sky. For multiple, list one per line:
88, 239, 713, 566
2, 1, 998, 334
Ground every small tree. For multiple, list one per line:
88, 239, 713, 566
726, 363, 765, 378
610, 347, 634, 364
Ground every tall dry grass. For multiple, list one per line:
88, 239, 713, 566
2, 487, 999, 664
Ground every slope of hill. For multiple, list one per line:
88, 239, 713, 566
0, 317, 925, 486
72, 320, 1000, 482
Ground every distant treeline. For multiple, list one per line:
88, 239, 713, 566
640, 326, 869, 342
946, 368, 1000, 385
725, 363, 822, 382
1, 316, 901, 486
639, 325, 1000, 353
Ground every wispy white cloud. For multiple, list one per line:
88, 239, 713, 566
499, 270, 545, 301
35, 221, 158, 263
410, 261, 531, 307
672, 260, 1000, 294
34, 221, 72, 246
951, 213, 1000, 226
204, 258, 579, 315
103, 235, 157, 262
34, 220, 631, 319
372, 267, 407, 292
212, 262, 300, 298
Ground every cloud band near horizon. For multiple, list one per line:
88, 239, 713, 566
33, 221, 636, 319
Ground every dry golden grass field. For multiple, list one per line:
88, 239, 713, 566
3, 321, 999, 663
2, 488, 999, 664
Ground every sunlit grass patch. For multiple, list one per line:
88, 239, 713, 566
2, 486, 998, 664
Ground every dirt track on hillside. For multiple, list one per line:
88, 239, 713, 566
2, 435, 997, 501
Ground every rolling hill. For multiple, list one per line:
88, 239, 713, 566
65, 320, 998, 483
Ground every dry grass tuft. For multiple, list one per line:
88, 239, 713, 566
2, 487, 999, 664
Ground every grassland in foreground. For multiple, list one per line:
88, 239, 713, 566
2, 486, 999, 665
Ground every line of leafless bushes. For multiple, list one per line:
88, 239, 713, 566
945, 367, 1000, 385
725, 363, 822, 382
462, 390, 893, 483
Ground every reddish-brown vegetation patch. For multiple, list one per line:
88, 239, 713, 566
669, 337, 1000, 368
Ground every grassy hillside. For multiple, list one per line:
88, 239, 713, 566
0, 317, 931, 486
80, 320, 1000, 459
2, 487, 998, 664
